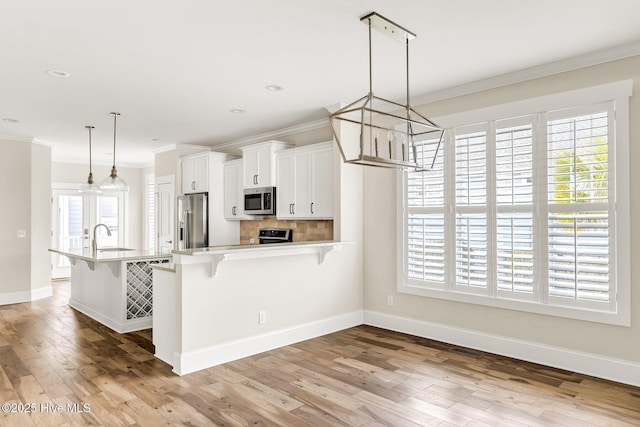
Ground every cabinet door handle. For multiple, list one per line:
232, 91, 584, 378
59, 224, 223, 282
311, 202, 314, 214
289, 203, 292, 214
292, 203, 295, 215
232, 206, 236, 216
254, 174, 258, 185
191, 181, 195, 190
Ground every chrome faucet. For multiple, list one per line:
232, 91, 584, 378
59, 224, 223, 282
92, 223, 112, 253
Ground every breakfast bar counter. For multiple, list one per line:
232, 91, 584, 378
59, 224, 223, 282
151, 240, 360, 375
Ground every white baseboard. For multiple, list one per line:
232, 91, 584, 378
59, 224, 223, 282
0, 285, 52, 306
32, 285, 53, 301
364, 310, 640, 388
69, 299, 151, 334
173, 310, 364, 375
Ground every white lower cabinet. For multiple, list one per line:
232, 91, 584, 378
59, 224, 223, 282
276, 142, 333, 220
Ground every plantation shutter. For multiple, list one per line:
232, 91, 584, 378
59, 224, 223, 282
147, 178, 156, 251
495, 118, 535, 297
406, 138, 446, 285
547, 109, 610, 303
454, 127, 488, 291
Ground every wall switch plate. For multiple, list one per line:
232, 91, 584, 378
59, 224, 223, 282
258, 310, 267, 325
387, 295, 394, 306
16, 230, 26, 238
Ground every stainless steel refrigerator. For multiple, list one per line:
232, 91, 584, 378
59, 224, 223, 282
177, 193, 208, 250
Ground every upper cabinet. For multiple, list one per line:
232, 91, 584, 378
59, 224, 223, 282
310, 146, 334, 218
241, 141, 290, 189
181, 154, 209, 194
223, 159, 252, 220
276, 142, 334, 220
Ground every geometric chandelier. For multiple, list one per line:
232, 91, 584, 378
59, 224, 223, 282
329, 12, 444, 171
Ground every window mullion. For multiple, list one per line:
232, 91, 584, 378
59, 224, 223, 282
445, 131, 456, 290
532, 113, 548, 304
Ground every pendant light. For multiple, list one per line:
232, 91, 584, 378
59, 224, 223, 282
100, 112, 129, 191
78, 125, 102, 194
329, 12, 444, 171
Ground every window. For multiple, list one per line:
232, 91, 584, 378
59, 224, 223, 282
400, 81, 631, 325
96, 195, 120, 247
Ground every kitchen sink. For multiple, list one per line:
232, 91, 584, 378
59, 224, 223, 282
97, 247, 135, 252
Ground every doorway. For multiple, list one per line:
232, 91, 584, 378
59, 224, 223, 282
51, 184, 126, 279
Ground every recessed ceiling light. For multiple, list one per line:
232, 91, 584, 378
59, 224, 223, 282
47, 69, 70, 78
230, 108, 246, 114
2, 118, 19, 123
265, 85, 284, 91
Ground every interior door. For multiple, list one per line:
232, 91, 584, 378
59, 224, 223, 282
51, 188, 85, 278
156, 175, 175, 253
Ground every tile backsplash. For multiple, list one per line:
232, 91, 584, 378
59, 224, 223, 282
240, 218, 333, 244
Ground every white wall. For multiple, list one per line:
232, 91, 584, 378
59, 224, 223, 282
362, 56, 640, 370
31, 144, 52, 293
0, 139, 51, 303
51, 162, 145, 249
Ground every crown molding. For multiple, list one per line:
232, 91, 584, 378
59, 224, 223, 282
32, 138, 53, 148
0, 134, 35, 143
211, 118, 329, 151
151, 143, 212, 154
412, 40, 640, 106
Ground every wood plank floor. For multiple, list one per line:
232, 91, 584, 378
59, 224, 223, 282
1, 281, 639, 426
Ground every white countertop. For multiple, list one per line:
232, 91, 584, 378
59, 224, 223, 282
172, 240, 342, 256
170, 240, 349, 277
49, 247, 173, 262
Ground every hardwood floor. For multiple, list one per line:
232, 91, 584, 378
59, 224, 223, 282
1, 281, 639, 426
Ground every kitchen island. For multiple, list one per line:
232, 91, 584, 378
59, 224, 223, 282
49, 248, 172, 333
152, 240, 361, 375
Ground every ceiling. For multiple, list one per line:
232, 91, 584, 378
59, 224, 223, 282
1, 0, 640, 167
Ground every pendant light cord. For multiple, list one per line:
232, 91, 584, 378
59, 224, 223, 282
85, 125, 95, 183
110, 112, 120, 178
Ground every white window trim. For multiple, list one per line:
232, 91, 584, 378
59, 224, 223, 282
397, 80, 631, 326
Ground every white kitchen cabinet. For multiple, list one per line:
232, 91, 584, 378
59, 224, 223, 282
277, 151, 311, 218
276, 142, 333, 220
223, 159, 251, 220
241, 140, 290, 189
181, 154, 209, 194
310, 146, 334, 218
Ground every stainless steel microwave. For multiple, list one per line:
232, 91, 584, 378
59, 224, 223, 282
244, 186, 276, 215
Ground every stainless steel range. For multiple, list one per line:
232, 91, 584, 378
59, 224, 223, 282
258, 228, 293, 244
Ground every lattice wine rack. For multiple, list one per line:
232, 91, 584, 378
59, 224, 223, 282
126, 259, 170, 320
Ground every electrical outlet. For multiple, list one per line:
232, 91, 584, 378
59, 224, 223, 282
258, 310, 267, 325
249, 238, 255, 244
387, 295, 394, 306
16, 230, 26, 238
